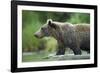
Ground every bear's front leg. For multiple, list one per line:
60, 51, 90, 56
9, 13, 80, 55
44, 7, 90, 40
56, 45, 66, 55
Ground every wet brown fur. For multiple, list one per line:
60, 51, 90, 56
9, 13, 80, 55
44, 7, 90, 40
34, 19, 90, 55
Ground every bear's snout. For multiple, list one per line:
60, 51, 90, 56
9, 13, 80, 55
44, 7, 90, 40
34, 31, 43, 38
34, 33, 38, 38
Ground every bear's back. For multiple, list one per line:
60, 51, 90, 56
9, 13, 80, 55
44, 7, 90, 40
74, 24, 90, 32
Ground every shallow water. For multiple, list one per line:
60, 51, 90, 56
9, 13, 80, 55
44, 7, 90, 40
22, 51, 90, 62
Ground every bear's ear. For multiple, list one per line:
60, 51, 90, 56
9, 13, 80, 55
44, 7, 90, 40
49, 23, 57, 29
47, 19, 52, 25
47, 19, 58, 29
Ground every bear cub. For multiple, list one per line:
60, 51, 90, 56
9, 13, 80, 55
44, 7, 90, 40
34, 19, 90, 55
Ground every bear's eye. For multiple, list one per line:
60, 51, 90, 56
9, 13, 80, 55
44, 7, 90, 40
41, 28, 44, 30
41, 28, 46, 31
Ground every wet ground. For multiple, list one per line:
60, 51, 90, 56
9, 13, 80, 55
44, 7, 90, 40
22, 50, 90, 62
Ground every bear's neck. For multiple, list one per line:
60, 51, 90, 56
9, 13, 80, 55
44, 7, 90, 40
52, 30, 64, 44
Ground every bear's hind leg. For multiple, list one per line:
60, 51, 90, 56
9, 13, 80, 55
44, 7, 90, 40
71, 47, 82, 55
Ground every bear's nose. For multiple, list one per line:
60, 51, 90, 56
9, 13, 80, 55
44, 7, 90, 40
34, 34, 38, 37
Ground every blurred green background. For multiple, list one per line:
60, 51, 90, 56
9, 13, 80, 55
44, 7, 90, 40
22, 10, 90, 62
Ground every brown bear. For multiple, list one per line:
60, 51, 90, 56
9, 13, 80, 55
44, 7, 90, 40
34, 19, 90, 55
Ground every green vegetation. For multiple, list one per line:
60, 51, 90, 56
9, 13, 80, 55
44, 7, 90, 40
67, 13, 90, 24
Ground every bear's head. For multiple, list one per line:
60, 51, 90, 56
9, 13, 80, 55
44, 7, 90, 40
34, 19, 60, 38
